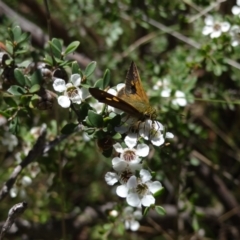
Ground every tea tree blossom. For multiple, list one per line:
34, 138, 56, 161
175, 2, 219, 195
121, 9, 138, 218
112, 142, 149, 173
202, 16, 230, 38
53, 74, 89, 108
153, 79, 187, 107
1, 132, 18, 151
232, 0, 240, 15
122, 206, 142, 231
230, 25, 240, 47
126, 169, 163, 207
138, 120, 174, 147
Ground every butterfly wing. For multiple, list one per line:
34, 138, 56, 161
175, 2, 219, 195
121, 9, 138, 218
118, 61, 149, 104
89, 88, 143, 118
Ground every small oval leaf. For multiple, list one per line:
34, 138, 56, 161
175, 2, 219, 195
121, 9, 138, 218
88, 110, 103, 127
64, 41, 80, 55
85, 61, 96, 78
7, 85, 26, 96
14, 68, 26, 86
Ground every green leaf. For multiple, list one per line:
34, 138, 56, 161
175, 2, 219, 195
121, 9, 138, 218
71, 61, 80, 74
29, 84, 41, 93
25, 76, 32, 87
78, 102, 90, 122
143, 207, 150, 216
153, 187, 164, 197
112, 132, 122, 140
44, 55, 53, 65
3, 97, 17, 107
12, 26, 22, 41
155, 206, 166, 216
31, 70, 43, 85
87, 110, 103, 127
64, 41, 80, 55
18, 32, 30, 45
49, 39, 62, 59
85, 61, 96, 78
14, 69, 26, 86
0, 110, 10, 118
52, 38, 62, 52
61, 123, 79, 134
9, 117, 19, 135
94, 78, 104, 89
7, 85, 26, 96
7, 27, 14, 41
5, 41, 13, 55
102, 69, 110, 89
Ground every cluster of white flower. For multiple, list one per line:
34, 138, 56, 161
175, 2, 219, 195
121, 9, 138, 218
153, 78, 187, 107
202, 13, 240, 47
105, 137, 164, 209
53, 74, 90, 108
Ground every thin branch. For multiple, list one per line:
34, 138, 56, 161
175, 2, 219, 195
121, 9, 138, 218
0, 201, 28, 240
0, 126, 47, 201
140, 15, 240, 71
186, 0, 226, 23
0, 1, 101, 75
193, 162, 240, 225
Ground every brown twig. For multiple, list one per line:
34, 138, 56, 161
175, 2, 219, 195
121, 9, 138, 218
0, 126, 47, 201
0, 201, 28, 240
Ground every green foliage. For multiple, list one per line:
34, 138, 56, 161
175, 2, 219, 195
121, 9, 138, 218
0, 1, 240, 239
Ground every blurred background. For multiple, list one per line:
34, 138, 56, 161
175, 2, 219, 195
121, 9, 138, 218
0, 0, 240, 239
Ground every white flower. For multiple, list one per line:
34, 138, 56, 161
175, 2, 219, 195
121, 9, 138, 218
202, 16, 230, 38
105, 172, 119, 185
89, 101, 104, 114
126, 169, 163, 207
10, 176, 32, 198
112, 142, 149, 173
0, 114, 7, 126
161, 89, 187, 107
109, 209, 119, 217
139, 120, 172, 147
1, 132, 18, 151
230, 25, 240, 47
232, 0, 240, 15
122, 206, 142, 231
27, 162, 41, 178
53, 74, 89, 108
153, 79, 187, 107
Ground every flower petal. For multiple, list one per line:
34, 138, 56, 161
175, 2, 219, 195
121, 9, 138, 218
124, 134, 138, 148
105, 172, 118, 185
140, 169, 152, 183
71, 74, 81, 86
116, 184, 128, 198
232, 5, 240, 15
129, 220, 140, 231
136, 143, 149, 157
210, 30, 221, 38
58, 96, 71, 108
127, 175, 138, 189
141, 194, 155, 207
53, 78, 66, 92
113, 143, 123, 153
166, 132, 174, 139
148, 181, 162, 194
127, 193, 141, 207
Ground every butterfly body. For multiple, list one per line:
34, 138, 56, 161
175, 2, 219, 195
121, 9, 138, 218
89, 61, 156, 121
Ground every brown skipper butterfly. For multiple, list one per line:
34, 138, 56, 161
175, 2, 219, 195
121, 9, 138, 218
89, 61, 157, 122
